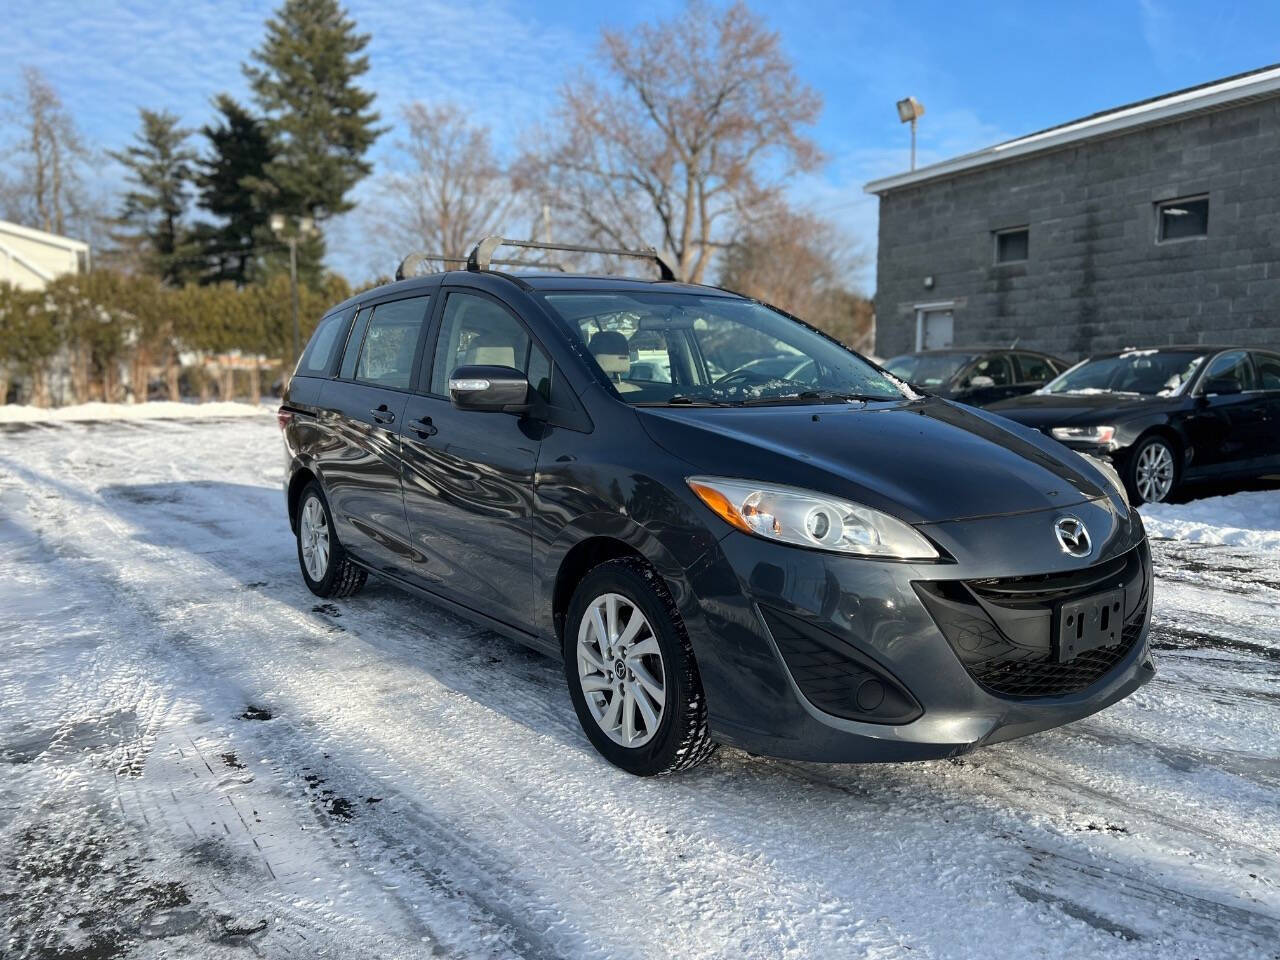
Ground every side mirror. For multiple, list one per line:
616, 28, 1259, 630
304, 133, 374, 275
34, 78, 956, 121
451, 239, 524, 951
1203, 376, 1242, 396
448, 364, 542, 415
968, 375, 996, 389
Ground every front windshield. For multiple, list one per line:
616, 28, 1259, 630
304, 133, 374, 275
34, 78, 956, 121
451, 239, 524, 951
1042, 350, 1205, 397
541, 292, 907, 405
884, 352, 977, 387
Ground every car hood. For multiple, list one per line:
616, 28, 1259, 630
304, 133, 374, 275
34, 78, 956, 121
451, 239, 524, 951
986, 392, 1175, 428
637, 397, 1108, 525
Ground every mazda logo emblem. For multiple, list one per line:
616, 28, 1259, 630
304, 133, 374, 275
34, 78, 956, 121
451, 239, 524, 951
1054, 516, 1092, 557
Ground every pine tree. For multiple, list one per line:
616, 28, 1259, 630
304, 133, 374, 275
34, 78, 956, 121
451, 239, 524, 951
244, 0, 383, 280
110, 109, 197, 284
195, 94, 274, 285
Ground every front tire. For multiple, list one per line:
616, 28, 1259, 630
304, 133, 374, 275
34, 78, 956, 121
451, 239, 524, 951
1125, 436, 1178, 504
296, 481, 367, 598
563, 558, 716, 776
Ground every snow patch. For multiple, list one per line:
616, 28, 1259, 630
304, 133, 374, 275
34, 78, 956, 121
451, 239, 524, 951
1140, 489, 1280, 550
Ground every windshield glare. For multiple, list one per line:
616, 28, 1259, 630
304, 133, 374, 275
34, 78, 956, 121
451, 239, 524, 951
885, 353, 977, 387
541, 292, 906, 405
1042, 350, 1205, 397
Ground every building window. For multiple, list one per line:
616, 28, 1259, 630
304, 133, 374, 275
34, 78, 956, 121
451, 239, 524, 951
1157, 196, 1208, 242
994, 227, 1029, 264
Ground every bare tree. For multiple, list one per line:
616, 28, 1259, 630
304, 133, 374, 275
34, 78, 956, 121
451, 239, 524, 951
719, 205, 873, 351
377, 103, 517, 268
1, 67, 93, 238
518, 1, 822, 282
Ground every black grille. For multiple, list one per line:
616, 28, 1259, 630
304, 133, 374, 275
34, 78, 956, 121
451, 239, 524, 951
916, 544, 1150, 699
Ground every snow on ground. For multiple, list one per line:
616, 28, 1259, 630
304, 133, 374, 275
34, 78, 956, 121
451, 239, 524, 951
1, 415, 1278, 959
1141, 489, 1280, 551
0, 399, 272, 423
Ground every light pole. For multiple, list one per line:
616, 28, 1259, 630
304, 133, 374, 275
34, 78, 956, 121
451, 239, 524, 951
270, 213, 316, 372
896, 96, 925, 171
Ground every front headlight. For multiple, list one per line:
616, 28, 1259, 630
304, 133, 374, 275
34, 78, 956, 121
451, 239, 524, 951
1052, 425, 1116, 444
686, 476, 939, 560
1079, 453, 1130, 506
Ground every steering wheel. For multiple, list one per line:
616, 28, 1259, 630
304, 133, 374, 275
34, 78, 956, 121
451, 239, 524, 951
714, 369, 773, 388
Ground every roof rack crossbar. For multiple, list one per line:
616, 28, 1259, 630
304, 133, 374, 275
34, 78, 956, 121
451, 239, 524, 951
466, 236, 679, 281
395, 251, 566, 280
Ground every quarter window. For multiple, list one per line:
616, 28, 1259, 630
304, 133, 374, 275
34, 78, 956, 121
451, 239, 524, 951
298, 308, 352, 377
1157, 196, 1208, 242
994, 227, 1029, 264
352, 296, 431, 390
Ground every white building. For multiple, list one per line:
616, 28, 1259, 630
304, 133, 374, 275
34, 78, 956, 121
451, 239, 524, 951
0, 219, 90, 291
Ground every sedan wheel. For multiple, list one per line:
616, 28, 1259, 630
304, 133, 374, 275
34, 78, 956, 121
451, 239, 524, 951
576, 593, 666, 748
1133, 439, 1176, 503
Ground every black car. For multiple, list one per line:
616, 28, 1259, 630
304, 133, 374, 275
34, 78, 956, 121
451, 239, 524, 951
883, 348, 1066, 407
988, 346, 1280, 504
279, 237, 1153, 776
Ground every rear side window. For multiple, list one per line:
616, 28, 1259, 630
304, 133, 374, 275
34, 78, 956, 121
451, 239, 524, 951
1254, 352, 1280, 390
353, 296, 431, 390
339, 308, 370, 379
297, 308, 352, 377
1016, 354, 1055, 382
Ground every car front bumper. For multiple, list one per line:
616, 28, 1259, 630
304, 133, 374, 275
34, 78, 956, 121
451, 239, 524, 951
682, 497, 1155, 763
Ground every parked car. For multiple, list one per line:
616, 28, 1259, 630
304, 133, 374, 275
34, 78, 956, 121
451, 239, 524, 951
988, 345, 1280, 504
883, 348, 1066, 407
279, 238, 1153, 776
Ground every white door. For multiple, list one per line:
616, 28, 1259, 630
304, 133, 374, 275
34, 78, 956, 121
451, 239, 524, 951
922, 309, 954, 349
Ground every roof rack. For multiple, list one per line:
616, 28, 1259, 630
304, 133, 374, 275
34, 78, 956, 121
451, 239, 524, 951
466, 236, 679, 281
395, 251, 566, 281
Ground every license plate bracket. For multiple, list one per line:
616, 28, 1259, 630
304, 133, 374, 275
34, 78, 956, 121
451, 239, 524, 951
1055, 587, 1125, 663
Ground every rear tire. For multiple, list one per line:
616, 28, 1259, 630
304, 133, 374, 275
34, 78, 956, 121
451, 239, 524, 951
1124, 436, 1178, 504
296, 481, 367, 598
563, 558, 716, 776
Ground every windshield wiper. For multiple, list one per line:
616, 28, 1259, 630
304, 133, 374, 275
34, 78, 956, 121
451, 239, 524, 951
737, 390, 892, 406
645, 395, 734, 407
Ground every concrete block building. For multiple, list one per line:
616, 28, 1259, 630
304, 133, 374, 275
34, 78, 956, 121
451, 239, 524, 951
865, 65, 1280, 361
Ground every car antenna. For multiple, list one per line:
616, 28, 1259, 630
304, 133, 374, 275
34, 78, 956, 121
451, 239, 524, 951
465, 236, 679, 282
1009, 337, 1021, 348
395, 251, 567, 281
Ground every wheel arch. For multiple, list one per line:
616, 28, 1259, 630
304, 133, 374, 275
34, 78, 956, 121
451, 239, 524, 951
552, 536, 650, 644
287, 466, 318, 534
1131, 425, 1184, 468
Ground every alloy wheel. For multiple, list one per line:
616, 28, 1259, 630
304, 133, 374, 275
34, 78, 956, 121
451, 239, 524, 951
1135, 441, 1174, 503
575, 593, 666, 748
300, 495, 330, 580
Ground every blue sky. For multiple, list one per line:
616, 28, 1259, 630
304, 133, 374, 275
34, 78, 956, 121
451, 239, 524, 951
3, 0, 1277, 290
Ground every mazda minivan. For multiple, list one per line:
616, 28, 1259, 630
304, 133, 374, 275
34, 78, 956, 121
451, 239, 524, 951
279, 238, 1154, 775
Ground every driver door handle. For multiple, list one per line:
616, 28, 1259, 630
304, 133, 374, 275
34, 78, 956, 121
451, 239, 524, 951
408, 417, 437, 437
370, 405, 395, 425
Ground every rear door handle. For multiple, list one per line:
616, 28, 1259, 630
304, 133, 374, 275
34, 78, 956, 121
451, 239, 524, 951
407, 417, 437, 437
370, 405, 395, 425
